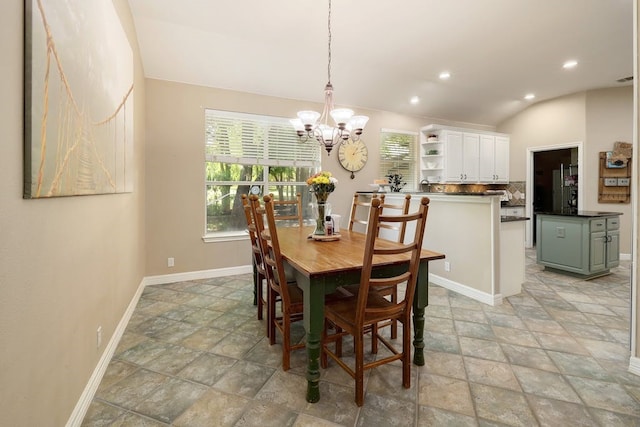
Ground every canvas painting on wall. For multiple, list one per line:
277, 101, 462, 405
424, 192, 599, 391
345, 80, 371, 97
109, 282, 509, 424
24, 0, 134, 198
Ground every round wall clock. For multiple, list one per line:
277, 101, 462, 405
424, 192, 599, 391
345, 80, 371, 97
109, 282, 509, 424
250, 185, 261, 195
338, 139, 368, 179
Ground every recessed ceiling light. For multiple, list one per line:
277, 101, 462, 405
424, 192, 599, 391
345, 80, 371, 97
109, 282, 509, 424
524, 93, 535, 100
563, 60, 578, 69
439, 71, 451, 80
410, 96, 420, 105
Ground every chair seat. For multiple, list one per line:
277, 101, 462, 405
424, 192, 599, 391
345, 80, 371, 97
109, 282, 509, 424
325, 291, 402, 328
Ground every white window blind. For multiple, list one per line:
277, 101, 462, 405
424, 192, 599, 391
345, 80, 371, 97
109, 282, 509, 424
205, 109, 320, 167
379, 129, 418, 191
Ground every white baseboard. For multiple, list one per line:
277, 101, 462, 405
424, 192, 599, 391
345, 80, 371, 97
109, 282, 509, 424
629, 356, 640, 376
66, 279, 146, 427
144, 265, 253, 286
429, 274, 502, 306
621, 253, 632, 261
66, 264, 254, 426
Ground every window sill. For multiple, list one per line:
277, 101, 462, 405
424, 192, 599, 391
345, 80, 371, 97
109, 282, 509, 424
202, 232, 249, 243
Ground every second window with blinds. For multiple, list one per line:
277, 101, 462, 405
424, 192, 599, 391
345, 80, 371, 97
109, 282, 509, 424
379, 129, 418, 192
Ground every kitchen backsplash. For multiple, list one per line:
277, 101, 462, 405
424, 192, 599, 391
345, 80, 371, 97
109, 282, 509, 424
505, 181, 525, 206
420, 180, 526, 206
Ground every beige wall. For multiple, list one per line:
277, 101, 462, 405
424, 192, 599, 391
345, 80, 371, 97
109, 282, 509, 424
499, 91, 587, 181
585, 87, 634, 253
144, 79, 430, 275
498, 87, 633, 254
0, 1, 146, 425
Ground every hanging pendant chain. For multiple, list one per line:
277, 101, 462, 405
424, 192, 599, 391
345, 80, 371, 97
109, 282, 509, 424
327, 0, 332, 85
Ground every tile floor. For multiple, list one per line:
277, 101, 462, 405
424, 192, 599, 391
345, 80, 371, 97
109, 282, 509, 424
82, 250, 640, 426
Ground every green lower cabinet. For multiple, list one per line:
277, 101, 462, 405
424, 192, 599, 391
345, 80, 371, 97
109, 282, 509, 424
537, 214, 620, 279
590, 231, 607, 272
606, 229, 620, 268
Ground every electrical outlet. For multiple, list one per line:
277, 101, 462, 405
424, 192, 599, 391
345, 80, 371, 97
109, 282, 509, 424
96, 326, 102, 349
444, 261, 451, 272
168, 257, 175, 267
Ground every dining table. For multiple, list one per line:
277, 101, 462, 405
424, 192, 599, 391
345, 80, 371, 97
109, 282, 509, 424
276, 225, 445, 403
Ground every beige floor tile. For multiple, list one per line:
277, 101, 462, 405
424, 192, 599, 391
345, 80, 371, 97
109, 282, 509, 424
418, 373, 475, 416
470, 383, 537, 426
464, 357, 521, 391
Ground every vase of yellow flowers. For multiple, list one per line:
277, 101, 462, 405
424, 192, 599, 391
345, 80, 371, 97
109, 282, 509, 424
307, 171, 337, 235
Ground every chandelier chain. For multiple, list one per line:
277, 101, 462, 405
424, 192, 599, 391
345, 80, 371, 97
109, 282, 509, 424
327, 0, 332, 84
290, 0, 368, 155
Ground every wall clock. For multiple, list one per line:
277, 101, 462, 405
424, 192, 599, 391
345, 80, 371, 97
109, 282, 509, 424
250, 185, 261, 195
338, 139, 368, 179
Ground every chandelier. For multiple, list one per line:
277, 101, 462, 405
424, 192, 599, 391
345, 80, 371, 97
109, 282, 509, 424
290, 0, 369, 155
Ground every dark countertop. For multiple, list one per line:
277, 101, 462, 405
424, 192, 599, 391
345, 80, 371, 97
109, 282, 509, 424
536, 210, 622, 218
501, 216, 530, 223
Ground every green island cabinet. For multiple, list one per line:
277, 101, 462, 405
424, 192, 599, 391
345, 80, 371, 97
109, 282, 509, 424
536, 212, 621, 279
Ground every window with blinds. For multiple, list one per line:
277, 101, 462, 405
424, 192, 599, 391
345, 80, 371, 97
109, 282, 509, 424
205, 110, 319, 166
379, 129, 418, 191
204, 109, 321, 240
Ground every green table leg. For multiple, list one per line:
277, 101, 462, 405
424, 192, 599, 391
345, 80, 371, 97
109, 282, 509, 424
412, 260, 429, 366
412, 304, 426, 366
295, 272, 325, 403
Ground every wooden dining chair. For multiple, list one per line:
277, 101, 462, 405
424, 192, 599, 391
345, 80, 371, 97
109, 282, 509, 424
376, 193, 412, 339
321, 196, 430, 406
348, 193, 384, 233
241, 194, 270, 336
255, 194, 354, 370
252, 194, 305, 371
269, 193, 303, 227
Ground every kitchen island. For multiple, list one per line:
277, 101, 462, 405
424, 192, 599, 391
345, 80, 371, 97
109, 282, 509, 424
360, 192, 528, 305
536, 211, 622, 279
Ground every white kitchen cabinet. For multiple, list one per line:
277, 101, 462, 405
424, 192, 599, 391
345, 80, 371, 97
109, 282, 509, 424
479, 135, 509, 183
501, 206, 525, 217
443, 131, 479, 182
420, 124, 509, 185
494, 136, 510, 182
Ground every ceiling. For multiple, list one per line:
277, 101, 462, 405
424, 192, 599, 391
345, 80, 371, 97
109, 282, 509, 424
127, 0, 634, 127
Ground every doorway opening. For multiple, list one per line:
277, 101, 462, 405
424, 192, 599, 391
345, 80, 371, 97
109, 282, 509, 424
525, 142, 584, 247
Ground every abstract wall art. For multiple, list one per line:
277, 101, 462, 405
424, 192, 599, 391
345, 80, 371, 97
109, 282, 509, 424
24, 0, 134, 198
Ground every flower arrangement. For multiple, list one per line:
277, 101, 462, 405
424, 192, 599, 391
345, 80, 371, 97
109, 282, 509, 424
386, 173, 406, 192
307, 171, 337, 202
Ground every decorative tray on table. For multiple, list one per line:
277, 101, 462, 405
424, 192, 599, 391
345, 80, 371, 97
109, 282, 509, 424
310, 233, 341, 242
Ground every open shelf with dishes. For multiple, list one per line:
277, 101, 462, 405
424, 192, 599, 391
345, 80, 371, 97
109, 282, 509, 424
420, 129, 445, 183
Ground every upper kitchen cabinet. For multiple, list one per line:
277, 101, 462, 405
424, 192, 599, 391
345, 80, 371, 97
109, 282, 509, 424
479, 135, 509, 183
420, 125, 509, 185
445, 132, 479, 183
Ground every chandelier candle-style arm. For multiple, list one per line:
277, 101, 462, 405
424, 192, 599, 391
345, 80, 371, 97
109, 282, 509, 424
290, 0, 368, 155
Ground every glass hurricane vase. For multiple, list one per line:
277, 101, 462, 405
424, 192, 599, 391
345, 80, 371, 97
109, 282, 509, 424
312, 201, 331, 235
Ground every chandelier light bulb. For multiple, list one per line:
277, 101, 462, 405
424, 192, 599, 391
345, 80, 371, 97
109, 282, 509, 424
349, 116, 369, 134
297, 110, 321, 128
330, 108, 354, 128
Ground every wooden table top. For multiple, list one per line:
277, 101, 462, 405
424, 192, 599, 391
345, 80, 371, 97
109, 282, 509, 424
276, 226, 445, 277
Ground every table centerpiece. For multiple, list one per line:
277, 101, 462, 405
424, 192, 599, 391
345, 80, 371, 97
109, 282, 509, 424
307, 171, 337, 235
